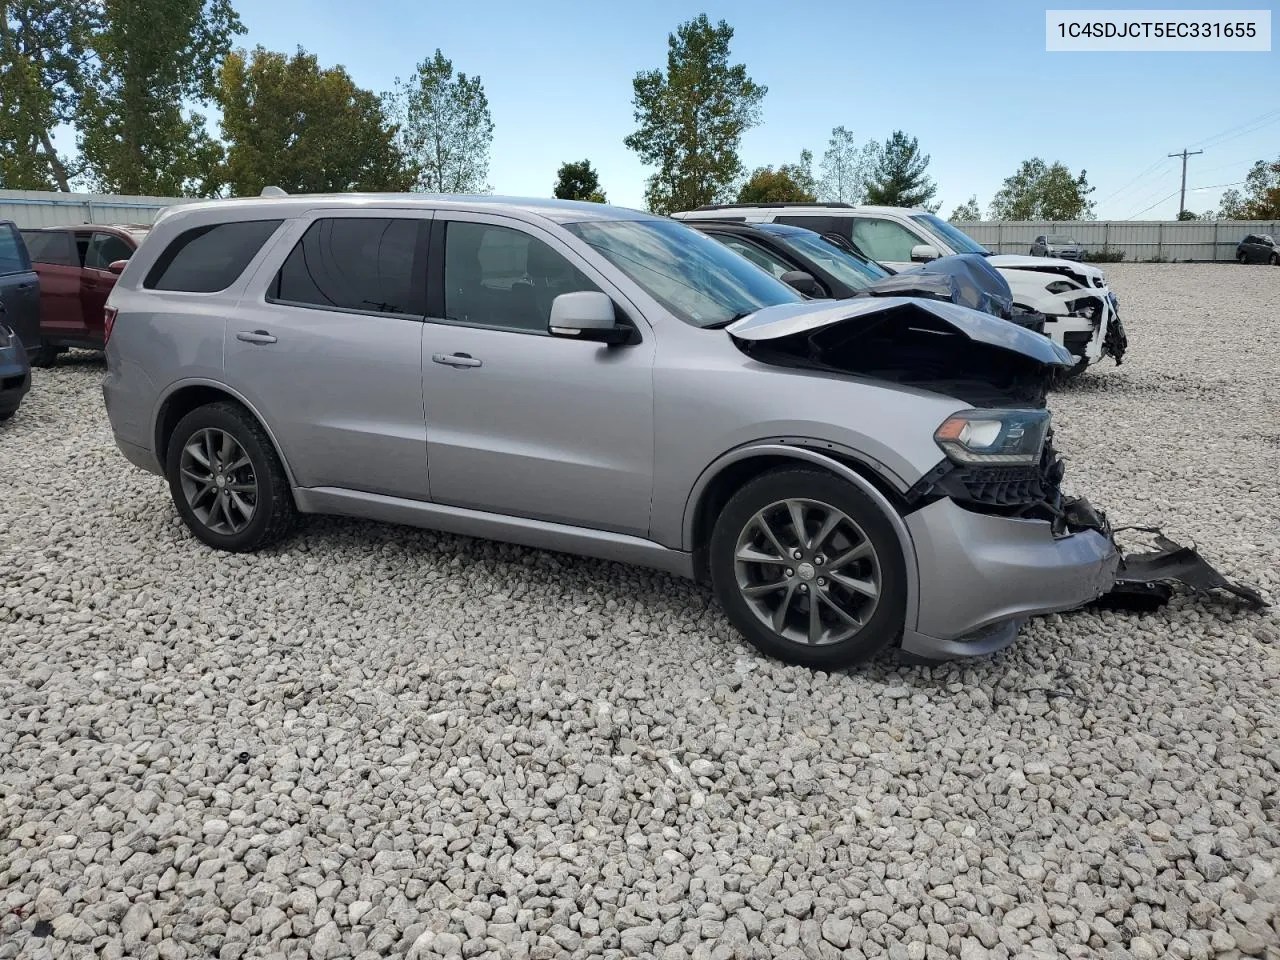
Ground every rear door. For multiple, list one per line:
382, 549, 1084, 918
80, 231, 135, 342
0, 223, 41, 354
21, 229, 82, 340
222, 211, 432, 499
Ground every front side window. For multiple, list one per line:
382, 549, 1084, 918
21, 230, 76, 266
851, 217, 928, 263
909, 213, 991, 255
271, 217, 425, 315
442, 221, 602, 333
0, 224, 29, 275
87, 232, 134, 270
564, 219, 799, 328
146, 219, 283, 293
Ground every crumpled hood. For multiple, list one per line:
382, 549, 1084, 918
991, 253, 1105, 281
727, 295, 1075, 367
876, 253, 1014, 320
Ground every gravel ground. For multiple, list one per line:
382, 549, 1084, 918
2, 263, 1278, 960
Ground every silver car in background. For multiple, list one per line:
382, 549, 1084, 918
102, 193, 1120, 669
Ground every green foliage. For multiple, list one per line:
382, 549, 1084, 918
1240, 156, 1280, 219
863, 131, 937, 211
1217, 188, 1249, 219
387, 50, 493, 194
624, 14, 766, 215
818, 126, 874, 203
949, 196, 982, 222
553, 159, 606, 203
989, 158, 1095, 221
0, 1, 100, 190
77, 0, 243, 196
218, 46, 413, 196
738, 150, 815, 203
1083, 248, 1125, 263
1176, 209, 1198, 221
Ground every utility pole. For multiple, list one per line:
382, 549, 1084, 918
1168, 148, 1204, 218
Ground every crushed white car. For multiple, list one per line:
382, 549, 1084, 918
672, 204, 1127, 380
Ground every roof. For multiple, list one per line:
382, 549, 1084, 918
154, 193, 662, 227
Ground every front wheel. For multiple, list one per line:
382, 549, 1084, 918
709, 468, 907, 669
1271, 253, 1278, 266
1238, 251, 1248, 264
165, 401, 296, 552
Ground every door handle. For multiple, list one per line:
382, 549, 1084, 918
432, 352, 482, 368
236, 330, 278, 345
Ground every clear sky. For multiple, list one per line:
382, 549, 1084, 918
227, 1, 1278, 217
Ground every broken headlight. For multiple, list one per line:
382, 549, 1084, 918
1045, 280, 1077, 295
934, 409, 1051, 466
1068, 297, 1102, 321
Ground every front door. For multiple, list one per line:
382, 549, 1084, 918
223, 212, 432, 499
80, 231, 133, 341
846, 217, 933, 271
420, 213, 655, 537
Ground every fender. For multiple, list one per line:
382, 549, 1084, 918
151, 377, 300, 489
682, 441, 922, 633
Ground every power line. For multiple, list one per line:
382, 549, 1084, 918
1188, 107, 1280, 150
1096, 157, 1173, 207
1124, 189, 1180, 220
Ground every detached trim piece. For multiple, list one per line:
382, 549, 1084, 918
1103, 530, 1268, 609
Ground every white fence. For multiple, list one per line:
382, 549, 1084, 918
3, 190, 1276, 262
960, 219, 1279, 262
0, 189, 190, 228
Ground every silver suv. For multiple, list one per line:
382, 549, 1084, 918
102, 193, 1121, 669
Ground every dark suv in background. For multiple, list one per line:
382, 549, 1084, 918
19, 223, 150, 365
1236, 233, 1277, 265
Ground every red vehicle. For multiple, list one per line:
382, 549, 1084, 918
18, 224, 150, 366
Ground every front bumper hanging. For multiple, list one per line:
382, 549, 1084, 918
1094, 526, 1269, 611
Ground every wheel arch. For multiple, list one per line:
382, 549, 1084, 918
682, 442, 921, 632
153, 379, 298, 488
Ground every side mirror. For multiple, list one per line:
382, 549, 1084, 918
910, 244, 940, 263
548, 291, 631, 345
107, 259, 129, 275
779, 270, 826, 298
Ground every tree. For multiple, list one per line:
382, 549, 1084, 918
0, 1, 100, 190
988, 158, 1095, 221
738, 150, 816, 203
1241, 156, 1280, 219
1217, 188, 1247, 219
77, 0, 243, 196
553, 159, 606, 202
387, 50, 493, 194
949, 196, 982, 221
218, 46, 413, 196
863, 131, 937, 210
817, 125, 875, 203
624, 14, 766, 215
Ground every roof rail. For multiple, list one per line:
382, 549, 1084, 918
691, 201, 853, 211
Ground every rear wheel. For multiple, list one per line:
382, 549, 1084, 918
165, 401, 296, 552
1238, 251, 1248, 264
1270, 253, 1278, 266
709, 468, 907, 669
28, 339, 58, 368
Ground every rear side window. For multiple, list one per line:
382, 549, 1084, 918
21, 230, 77, 266
774, 215, 844, 237
144, 219, 283, 292
269, 217, 426, 316
0, 224, 30, 275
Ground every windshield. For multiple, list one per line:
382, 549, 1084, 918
1046, 234, 1076, 244
764, 227, 889, 289
909, 213, 990, 255
564, 219, 800, 327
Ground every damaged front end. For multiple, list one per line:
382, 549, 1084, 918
727, 296, 1265, 615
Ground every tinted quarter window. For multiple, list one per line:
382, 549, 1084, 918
145, 219, 283, 293
272, 218, 425, 315
87, 232, 134, 270
774, 215, 844, 237
0, 224, 29, 275
443, 221, 601, 333
21, 230, 76, 266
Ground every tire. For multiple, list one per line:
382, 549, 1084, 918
28, 339, 58, 368
1271, 253, 1278, 266
709, 467, 907, 669
165, 401, 296, 552
1238, 251, 1248, 264
0, 411, 13, 422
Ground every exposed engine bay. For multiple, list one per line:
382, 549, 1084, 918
728, 297, 1267, 613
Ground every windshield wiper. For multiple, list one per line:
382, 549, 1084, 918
704, 310, 756, 330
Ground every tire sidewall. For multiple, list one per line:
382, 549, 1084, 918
709, 468, 908, 669
165, 404, 286, 552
